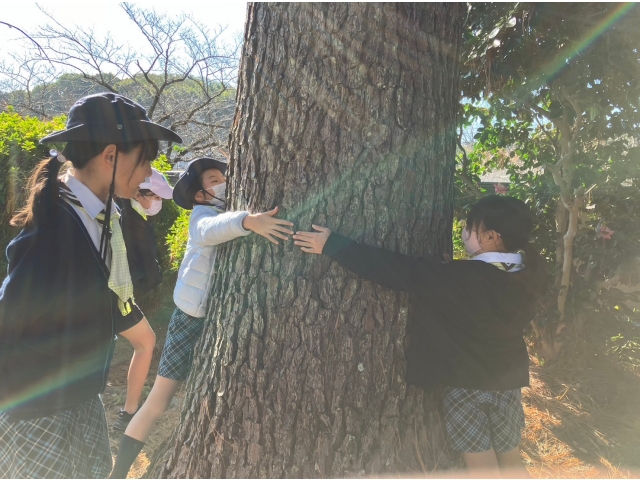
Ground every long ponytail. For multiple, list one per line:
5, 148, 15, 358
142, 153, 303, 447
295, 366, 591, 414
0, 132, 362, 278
10, 154, 63, 228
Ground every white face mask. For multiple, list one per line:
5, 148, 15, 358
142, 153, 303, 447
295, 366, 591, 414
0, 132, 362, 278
462, 227, 482, 256
144, 198, 163, 216
204, 183, 226, 208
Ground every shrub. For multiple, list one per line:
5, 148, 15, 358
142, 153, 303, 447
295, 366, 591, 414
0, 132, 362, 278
0, 109, 66, 274
166, 208, 191, 271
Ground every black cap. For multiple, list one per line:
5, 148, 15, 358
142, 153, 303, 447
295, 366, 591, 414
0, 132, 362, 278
40, 93, 183, 145
173, 157, 228, 210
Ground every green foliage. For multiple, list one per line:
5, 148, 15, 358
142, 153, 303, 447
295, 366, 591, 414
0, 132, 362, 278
463, 3, 640, 111
147, 197, 181, 272
0, 108, 66, 157
166, 208, 191, 271
452, 218, 467, 260
0, 109, 66, 273
150, 154, 193, 273
152, 154, 173, 173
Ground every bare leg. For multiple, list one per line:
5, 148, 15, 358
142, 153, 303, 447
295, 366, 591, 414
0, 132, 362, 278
119, 318, 156, 413
124, 375, 180, 442
496, 447, 530, 478
462, 450, 501, 478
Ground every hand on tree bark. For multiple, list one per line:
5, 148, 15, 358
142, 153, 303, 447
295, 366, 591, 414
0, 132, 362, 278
293, 225, 332, 254
242, 206, 294, 244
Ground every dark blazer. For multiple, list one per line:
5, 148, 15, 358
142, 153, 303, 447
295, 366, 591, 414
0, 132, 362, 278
323, 233, 536, 391
0, 199, 142, 420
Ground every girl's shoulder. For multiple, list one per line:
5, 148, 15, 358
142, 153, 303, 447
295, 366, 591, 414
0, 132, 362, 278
6, 201, 87, 266
190, 205, 218, 222
191, 205, 221, 216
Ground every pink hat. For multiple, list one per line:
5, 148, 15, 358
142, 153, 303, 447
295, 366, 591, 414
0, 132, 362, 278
139, 168, 173, 199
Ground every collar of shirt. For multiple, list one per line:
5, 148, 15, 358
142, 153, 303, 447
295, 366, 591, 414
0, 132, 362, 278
62, 172, 117, 218
472, 251, 523, 265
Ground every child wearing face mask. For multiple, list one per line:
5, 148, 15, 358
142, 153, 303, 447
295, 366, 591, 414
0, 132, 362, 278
110, 157, 294, 478
134, 167, 174, 215
293, 195, 547, 478
111, 168, 175, 432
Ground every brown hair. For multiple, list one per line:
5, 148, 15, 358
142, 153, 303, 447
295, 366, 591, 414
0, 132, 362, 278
11, 139, 158, 228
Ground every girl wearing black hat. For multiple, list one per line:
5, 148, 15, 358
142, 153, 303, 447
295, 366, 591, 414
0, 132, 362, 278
0, 93, 182, 478
110, 156, 294, 478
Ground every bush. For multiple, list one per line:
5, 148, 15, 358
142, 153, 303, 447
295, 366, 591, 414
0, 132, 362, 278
166, 208, 191, 271
0, 109, 66, 274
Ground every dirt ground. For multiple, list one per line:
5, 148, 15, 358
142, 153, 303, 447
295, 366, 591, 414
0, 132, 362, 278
103, 308, 640, 479
520, 314, 640, 478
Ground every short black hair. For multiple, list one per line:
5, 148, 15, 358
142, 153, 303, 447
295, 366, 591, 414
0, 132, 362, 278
466, 195, 547, 297
466, 195, 534, 251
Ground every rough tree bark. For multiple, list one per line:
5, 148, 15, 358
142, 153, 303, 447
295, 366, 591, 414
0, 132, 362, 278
153, 3, 464, 477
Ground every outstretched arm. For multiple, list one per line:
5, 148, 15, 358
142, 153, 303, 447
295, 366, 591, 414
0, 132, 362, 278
294, 225, 444, 292
193, 206, 294, 246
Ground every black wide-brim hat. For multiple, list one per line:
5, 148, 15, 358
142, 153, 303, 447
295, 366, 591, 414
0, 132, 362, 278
40, 93, 183, 144
173, 157, 228, 210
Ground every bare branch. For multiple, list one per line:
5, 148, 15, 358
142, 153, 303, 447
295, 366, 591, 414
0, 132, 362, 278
0, 21, 51, 63
0, 3, 240, 161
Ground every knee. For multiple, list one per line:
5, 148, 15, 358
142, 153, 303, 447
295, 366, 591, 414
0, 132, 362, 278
143, 329, 157, 351
131, 328, 156, 354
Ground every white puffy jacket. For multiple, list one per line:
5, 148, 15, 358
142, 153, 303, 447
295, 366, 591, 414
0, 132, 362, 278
173, 205, 251, 317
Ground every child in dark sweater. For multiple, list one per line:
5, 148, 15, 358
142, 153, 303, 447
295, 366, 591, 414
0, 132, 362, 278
294, 195, 546, 477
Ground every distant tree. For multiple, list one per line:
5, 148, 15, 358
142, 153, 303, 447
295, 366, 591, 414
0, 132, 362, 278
0, 3, 241, 161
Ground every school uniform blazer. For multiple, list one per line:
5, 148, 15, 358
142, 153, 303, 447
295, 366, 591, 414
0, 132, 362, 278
323, 233, 537, 391
0, 199, 143, 420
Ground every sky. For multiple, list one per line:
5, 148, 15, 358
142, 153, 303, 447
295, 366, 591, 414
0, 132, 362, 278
0, 1, 248, 62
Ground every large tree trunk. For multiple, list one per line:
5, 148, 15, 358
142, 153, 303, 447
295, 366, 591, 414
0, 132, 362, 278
153, 3, 464, 477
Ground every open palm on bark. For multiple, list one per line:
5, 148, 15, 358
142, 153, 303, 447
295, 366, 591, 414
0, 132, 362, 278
242, 206, 294, 244
293, 225, 332, 254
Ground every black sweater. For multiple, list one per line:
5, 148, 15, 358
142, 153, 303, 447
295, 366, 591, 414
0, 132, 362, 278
116, 198, 162, 295
323, 233, 535, 391
0, 199, 143, 420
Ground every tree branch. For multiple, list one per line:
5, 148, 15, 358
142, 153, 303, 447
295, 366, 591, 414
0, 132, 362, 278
456, 126, 483, 198
0, 21, 51, 63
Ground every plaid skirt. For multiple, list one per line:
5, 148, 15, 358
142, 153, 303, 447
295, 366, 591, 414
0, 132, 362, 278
157, 307, 205, 381
442, 387, 525, 453
0, 396, 111, 479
